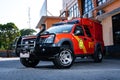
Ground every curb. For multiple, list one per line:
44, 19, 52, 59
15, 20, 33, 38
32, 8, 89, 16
0, 57, 19, 61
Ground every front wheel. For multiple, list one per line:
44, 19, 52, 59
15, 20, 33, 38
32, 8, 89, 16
20, 58, 39, 67
53, 46, 75, 69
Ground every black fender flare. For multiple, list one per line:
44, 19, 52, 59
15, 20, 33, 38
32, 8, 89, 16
57, 38, 74, 51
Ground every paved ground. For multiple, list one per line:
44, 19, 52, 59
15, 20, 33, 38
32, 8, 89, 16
0, 58, 120, 80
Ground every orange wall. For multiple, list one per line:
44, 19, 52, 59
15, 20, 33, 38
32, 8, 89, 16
45, 18, 62, 29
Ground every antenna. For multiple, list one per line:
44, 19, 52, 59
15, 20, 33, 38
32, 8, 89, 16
28, 7, 31, 29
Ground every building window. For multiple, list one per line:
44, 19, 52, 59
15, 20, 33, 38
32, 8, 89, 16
60, 11, 66, 17
97, 0, 107, 6
69, 7, 74, 17
76, 4, 80, 17
73, 4, 77, 17
69, 3, 80, 18
73, 3, 80, 17
84, 26, 92, 37
83, 0, 93, 14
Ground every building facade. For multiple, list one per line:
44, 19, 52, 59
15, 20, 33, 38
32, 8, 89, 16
60, 0, 120, 53
37, 0, 63, 29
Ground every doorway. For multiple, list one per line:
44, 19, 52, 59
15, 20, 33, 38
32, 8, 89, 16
112, 13, 120, 45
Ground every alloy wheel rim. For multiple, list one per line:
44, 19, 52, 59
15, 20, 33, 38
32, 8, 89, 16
59, 50, 72, 65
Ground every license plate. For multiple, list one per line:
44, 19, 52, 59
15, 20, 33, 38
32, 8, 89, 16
20, 52, 30, 58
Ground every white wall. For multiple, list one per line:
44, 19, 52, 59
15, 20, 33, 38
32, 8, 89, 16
101, 16, 113, 46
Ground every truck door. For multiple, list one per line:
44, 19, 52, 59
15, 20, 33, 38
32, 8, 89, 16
74, 25, 87, 54
83, 25, 94, 54
74, 25, 94, 54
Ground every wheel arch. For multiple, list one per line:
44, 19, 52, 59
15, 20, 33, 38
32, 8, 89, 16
58, 38, 74, 51
94, 43, 103, 53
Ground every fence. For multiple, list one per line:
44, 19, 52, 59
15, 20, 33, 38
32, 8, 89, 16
0, 50, 16, 57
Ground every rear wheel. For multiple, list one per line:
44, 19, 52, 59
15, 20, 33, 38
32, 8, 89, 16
53, 46, 75, 69
20, 58, 39, 67
93, 47, 103, 63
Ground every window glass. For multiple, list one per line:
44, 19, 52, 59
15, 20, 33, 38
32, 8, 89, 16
74, 26, 84, 36
69, 7, 74, 17
68, 3, 80, 18
84, 26, 92, 37
84, 0, 93, 14
97, 0, 107, 6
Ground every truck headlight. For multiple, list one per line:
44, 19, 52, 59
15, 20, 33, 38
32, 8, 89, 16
44, 35, 54, 43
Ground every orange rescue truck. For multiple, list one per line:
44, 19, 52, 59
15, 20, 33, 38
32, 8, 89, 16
15, 18, 104, 69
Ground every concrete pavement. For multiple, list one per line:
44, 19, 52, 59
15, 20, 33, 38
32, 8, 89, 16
0, 58, 120, 80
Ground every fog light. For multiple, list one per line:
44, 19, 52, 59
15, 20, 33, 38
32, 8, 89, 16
42, 48, 45, 52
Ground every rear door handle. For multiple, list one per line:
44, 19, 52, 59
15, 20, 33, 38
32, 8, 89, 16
91, 39, 94, 41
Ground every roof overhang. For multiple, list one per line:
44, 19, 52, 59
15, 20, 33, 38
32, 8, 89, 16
36, 16, 47, 28
36, 16, 66, 28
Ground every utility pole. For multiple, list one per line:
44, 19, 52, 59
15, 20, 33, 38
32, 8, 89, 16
28, 7, 31, 29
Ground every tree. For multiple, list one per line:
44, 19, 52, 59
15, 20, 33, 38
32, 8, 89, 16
20, 29, 36, 36
0, 22, 20, 50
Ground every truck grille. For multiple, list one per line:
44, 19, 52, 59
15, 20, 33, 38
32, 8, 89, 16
22, 38, 36, 49
21, 37, 46, 49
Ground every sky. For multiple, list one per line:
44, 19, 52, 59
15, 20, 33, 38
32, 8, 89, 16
0, 0, 62, 30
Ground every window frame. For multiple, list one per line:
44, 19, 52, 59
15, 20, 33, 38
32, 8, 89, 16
74, 26, 84, 36
68, 3, 80, 17
83, 0, 94, 14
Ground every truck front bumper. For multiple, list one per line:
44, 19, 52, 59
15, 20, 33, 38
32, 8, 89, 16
20, 43, 60, 59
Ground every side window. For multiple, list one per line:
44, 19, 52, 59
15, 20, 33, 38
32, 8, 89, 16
84, 26, 92, 37
74, 26, 84, 36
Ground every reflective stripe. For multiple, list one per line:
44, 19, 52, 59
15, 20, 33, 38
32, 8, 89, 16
74, 36, 87, 53
89, 42, 94, 48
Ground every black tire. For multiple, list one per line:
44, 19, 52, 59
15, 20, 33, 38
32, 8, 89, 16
53, 46, 75, 69
93, 47, 103, 63
20, 58, 39, 67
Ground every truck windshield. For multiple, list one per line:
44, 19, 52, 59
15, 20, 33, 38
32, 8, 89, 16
45, 24, 73, 34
